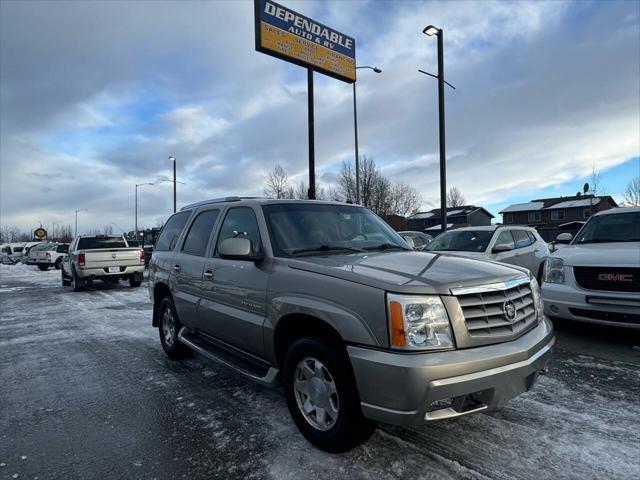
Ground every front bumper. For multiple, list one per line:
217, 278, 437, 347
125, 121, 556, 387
542, 278, 640, 329
348, 318, 554, 426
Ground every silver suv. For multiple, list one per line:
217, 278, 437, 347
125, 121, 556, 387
149, 197, 554, 452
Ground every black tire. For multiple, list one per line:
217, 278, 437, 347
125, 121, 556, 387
158, 296, 190, 359
37, 265, 49, 271
283, 337, 376, 453
71, 267, 85, 292
54, 258, 63, 270
129, 277, 142, 288
61, 268, 71, 286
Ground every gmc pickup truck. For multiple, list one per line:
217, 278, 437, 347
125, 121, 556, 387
149, 198, 554, 452
61, 235, 145, 291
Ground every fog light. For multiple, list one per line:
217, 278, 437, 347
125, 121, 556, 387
550, 304, 560, 315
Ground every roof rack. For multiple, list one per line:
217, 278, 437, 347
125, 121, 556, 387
180, 197, 261, 211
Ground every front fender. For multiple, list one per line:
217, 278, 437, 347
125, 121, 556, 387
264, 293, 381, 363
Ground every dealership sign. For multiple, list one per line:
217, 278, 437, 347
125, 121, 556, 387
254, 0, 356, 83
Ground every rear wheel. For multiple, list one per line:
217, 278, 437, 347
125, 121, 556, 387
71, 267, 85, 292
37, 265, 49, 271
283, 337, 376, 453
54, 257, 63, 270
158, 296, 190, 359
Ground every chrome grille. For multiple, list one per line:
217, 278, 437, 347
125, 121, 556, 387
453, 278, 537, 337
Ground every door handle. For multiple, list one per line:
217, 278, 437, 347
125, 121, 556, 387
203, 270, 214, 280
173, 264, 181, 272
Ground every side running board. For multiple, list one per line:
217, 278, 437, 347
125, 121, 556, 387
177, 327, 280, 387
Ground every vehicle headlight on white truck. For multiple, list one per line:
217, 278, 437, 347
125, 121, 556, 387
530, 277, 544, 321
387, 294, 453, 350
544, 258, 565, 284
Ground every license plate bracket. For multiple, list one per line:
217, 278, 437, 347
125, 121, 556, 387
108, 266, 120, 273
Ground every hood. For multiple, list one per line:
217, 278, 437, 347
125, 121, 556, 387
550, 242, 640, 267
285, 250, 528, 295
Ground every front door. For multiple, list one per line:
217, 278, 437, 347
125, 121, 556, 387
198, 206, 268, 358
490, 229, 519, 267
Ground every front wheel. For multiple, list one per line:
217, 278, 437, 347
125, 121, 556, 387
61, 268, 71, 286
283, 337, 376, 453
54, 258, 63, 270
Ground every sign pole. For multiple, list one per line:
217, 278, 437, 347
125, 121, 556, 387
307, 67, 316, 200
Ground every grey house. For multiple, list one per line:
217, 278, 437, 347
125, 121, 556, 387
499, 194, 618, 241
407, 206, 494, 235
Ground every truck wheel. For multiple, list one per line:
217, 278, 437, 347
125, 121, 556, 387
283, 337, 376, 453
61, 268, 71, 286
158, 296, 190, 359
129, 273, 142, 288
71, 267, 85, 292
54, 258, 63, 270
37, 265, 49, 271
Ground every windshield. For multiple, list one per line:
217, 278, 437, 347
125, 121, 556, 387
573, 211, 640, 244
77, 237, 127, 250
261, 203, 409, 257
426, 230, 494, 252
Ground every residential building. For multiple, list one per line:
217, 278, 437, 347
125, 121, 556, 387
407, 206, 494, 235
499, 194, 618, 241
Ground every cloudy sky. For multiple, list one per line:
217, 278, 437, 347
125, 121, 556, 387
1, 0, 639, 234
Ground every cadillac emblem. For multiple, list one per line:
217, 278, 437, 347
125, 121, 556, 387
503, 299, 517, 322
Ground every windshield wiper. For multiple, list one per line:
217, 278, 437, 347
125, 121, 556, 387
362, 243, 410, 251
291, 245, 364, 256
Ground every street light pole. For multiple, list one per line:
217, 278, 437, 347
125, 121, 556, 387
353, 66, 382, 205
74, 209, 88, 237
135, 182, 154, 240
423, 25, 449, 233
169, 156, 177, 213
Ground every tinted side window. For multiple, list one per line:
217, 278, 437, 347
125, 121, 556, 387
527, 231, 537, 244
216, 208, 262, 255
495, 230, 515, 249
57, 245, 69, 253
513, 230, 533, 248
155, 211, 191, 252
182, 209, 220, 256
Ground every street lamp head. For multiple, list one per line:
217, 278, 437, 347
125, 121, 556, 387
168, 156, 176, 162
373, 67, 382, 73
423, 25, 440, 36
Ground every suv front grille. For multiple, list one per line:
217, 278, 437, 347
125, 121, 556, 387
573, 267, 640, 293
454, 279, 537, 337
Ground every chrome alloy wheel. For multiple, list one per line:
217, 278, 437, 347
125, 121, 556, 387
162, 307, 176, 348
293, 357, 339, 431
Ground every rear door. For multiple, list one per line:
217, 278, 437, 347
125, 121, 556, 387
171, 208, 220, 330
198, 206, 268, 357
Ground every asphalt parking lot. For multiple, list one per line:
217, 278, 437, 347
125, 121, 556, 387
1, 264, 639, 480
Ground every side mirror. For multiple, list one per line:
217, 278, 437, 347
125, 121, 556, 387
219, 237, 261, 261
556, 233, 573, 244
401, 236, 415, 249
492, 243, 514, 254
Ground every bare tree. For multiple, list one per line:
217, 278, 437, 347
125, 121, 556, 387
388, 182, 422, 218
624, 176, 640, 206
589, 165, 606, 196
264, 163, 293, 199
446, 186, 466, 207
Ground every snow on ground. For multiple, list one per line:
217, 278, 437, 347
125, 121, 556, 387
1, 263, 639, 480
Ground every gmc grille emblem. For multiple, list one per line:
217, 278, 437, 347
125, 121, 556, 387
597, 273, 633, 282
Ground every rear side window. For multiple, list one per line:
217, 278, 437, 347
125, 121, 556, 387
512, 230, 533, 248
182, 209, 220, 256
78, 237, 127, 249
155, 211, 191, 252
216, 208, 262, 255
527, 231, 537, 244
57, 245, 69, 253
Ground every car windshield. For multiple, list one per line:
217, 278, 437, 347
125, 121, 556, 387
261, 203, 409, 257
573, 211, 640, 244
425, 230, 494, 252
77, 237, 127, 249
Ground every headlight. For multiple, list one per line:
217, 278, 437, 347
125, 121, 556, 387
530, 277, 544, 322
387, 294, 454, 350
544, 257, 565, 284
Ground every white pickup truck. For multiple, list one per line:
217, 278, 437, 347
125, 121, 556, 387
61, 235, 145, 291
